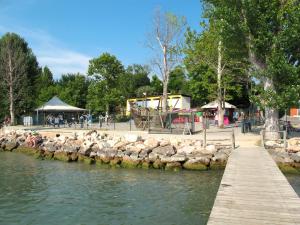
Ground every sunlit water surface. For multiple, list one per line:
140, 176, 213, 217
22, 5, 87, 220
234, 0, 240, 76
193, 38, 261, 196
0, 152, 224, 225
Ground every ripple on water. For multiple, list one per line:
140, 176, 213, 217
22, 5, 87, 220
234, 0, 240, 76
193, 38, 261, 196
0, 152, 223, 225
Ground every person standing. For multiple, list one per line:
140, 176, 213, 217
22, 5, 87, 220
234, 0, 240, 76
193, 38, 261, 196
79, 115, 84, 128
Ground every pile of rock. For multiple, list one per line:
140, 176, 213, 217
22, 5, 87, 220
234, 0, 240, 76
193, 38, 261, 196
267, 137, 300, 171
0, 130, 232, 171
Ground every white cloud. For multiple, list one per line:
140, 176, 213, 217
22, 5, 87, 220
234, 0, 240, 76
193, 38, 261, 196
0, 25, 92, 79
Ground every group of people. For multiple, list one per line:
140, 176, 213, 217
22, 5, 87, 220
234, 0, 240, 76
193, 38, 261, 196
46, 114, 64, 127
79, 114, 92, 128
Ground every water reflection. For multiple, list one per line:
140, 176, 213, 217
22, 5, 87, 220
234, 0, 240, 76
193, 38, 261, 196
0, 152, 223, 225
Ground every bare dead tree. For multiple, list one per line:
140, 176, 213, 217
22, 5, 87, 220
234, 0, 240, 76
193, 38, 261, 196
146, 9, 187, 112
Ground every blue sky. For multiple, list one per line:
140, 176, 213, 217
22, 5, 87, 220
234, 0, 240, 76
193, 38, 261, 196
0, 0, 203, 78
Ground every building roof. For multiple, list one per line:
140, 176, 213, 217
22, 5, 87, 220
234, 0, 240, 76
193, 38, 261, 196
201, 100, 236, 109
35, 96, 86, 112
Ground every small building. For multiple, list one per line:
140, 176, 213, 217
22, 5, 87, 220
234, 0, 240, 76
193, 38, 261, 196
290, 107, 300, 117
126, 94, 191, 115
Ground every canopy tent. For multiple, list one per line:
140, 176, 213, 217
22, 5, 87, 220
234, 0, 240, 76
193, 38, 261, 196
35, 96, 86, 112
201, 100, 236, 109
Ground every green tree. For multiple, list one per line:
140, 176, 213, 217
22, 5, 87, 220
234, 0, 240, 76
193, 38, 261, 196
35, 66, 56, 107
168, 66, 188, 94
126, 64, 150, 88
184, 11, 248, 127
0, 32, 40, 124
57, 73, 90, 108
87, 53, 125, 113
203, 0, 300, 132
150, 75, 163, 95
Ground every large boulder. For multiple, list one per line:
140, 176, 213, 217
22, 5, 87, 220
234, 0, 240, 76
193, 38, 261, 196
152, 145, 176, 156
153, 159, 165, 169
183, 159, 208, 170
53, 151, 70, 162
291, 152, 300, 163
165, 162, 182, 171
121, 155, 141, 168
138, 148, 152, 159
124, 144, 141, 155
159, 139, 170, 147
288, 138, 300, 147
144, 138, 159, 149
177, 145, 195, 154
210, 152, 228, 169
113, 141, 128, 150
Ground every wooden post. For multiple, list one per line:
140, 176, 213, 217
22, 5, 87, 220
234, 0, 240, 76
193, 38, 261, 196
203, 128, 207, 149
283, 130, 287, 150
261, 130, 265, 147
231, 129, 235, 149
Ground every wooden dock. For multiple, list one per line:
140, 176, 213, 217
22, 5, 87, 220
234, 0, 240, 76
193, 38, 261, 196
208, 147, 300, 225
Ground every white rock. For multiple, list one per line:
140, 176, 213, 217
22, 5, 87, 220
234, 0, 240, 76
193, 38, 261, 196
144, 138, 159, 148
124, 134, 141, 143
177, 145, 195, 154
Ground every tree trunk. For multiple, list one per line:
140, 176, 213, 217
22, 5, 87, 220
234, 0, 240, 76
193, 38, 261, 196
162, 81, 168, 113
162, 45, 168, 113
8, 53, 15, 125
264, 77, 279, 139
217, 40, 224, 128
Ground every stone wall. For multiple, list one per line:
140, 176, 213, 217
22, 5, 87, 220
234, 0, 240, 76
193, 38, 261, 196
0, 129, 232, 171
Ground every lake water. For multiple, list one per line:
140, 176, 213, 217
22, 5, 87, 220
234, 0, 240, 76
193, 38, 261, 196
0, 152, 223, 225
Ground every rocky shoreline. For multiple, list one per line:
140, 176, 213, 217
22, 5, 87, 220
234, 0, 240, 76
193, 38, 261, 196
0, 129, 232, 171
265, 138, 300, 173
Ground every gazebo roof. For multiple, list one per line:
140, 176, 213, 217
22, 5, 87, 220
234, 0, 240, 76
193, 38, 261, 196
201, 100, 236, 109
35, 96, 86, 112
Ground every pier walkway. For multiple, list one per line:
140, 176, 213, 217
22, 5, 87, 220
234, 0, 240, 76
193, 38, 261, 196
208, 147, 300, 225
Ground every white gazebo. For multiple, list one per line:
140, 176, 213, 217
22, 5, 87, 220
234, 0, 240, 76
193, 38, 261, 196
201, 100, 236, 109
35, 96, 86, 124
35, 96, 86, 112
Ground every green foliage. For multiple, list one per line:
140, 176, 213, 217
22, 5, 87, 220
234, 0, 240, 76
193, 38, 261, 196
88, 52, 125, 86
87, 53, 125, 113
184, 25, 248, 107
168, 66, 188, 94
150, 75, 163, 95
35, 66, 56, 107
203, 0, 300, 112
56, 73, 90, 108
0, 32, 40, 122
135, 85, 155, 97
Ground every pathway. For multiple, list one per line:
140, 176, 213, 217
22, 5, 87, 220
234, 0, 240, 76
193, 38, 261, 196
208, 147, 300, 225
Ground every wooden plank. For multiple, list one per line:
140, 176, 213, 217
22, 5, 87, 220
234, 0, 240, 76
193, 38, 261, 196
208, 147, 300, 225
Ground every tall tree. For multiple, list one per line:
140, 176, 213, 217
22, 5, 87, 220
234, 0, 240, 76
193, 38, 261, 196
184, 20, 248, 127
87, 53, 125, 114
0, 33, 40, 124
203, 0, 300, 133
146, 9, 187, 112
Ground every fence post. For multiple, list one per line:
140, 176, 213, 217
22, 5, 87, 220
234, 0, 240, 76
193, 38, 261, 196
283, 130, 287, 150
261, 130, 265, 147
203, 128, 207, 149
129, 113, 132, 131
231, 129, 235, 149
113, 114, 116, 130
148, 110, 150, 133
